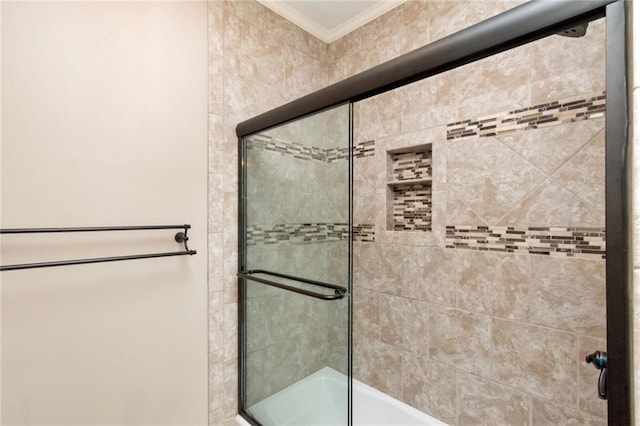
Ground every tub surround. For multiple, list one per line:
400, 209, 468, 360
209, 1, 609, 425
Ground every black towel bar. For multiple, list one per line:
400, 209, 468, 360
0, 225, 197, 271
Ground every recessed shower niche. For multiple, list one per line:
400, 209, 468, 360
386, 144, 432, 232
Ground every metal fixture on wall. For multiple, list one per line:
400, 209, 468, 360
0, 224, 197, 271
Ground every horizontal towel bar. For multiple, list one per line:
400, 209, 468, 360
237, 269, 347, 301
0, 225, 191, 234
0, 224, 196, 272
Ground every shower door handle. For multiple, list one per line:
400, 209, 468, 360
238, 270, 347, 301
585, 350, 607, 400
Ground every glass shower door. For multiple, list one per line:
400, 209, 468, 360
239, 103, 352, 426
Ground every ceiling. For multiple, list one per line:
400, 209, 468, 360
256, 1, 406, 43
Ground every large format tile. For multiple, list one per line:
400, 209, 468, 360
496, 119, 604, 175
498, 178, 605, 227
529, 256, 606, 338
353, 287, 380, 340
379, 294, 429, 354
531, 398, 606, 426
457, 372, 531, 426
357, 243, 403, 295
552, 130, 605, 213
402, 246, 459, 307
429, 307, 492, 377
354, 335, 403, 400
492, 319, 578, 406
447, 137, 546, 225
457, 250, 530, 321
402, 352, 457, 425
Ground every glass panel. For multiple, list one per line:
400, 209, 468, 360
241, 103, 351, 426
351, 15, 606, 426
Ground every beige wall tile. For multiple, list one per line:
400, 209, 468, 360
353, 335, 403, 400
495, 119, 605, 176
429, 306, 493, 377
222, 192, 238, 248
399, 74, 457, 132
379, 294, 430, 354
209, 233, 224, 293
223, 303, 238, 361
455, 50, 531, 121
457, 251, 530, 321
223, 359, 238, 419
210, 291, 224, 352
529, 257, 606, 338
457, 372, 531, 426
356, 243, 403, 295
530, 19, 605, 104
531, 398, 606, 426
402, 352, 457, 424
209, 174, 224, 232
447, 137, 546, 225
402, 246, 458, 307
446, 187, 488, 226
498, 178, 605, 227
492, 319, 578, 406
209, 114, 225, 174
358, 91, 403, 143
353, 287, 380, 340
209, 349, 225, 414
552, 130, 605, 213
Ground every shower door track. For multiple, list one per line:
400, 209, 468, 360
237, 0, 630, 424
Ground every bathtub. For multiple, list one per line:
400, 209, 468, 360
235, 367, 448, 426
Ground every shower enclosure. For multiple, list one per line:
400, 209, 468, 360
237, 1, 629, 425
238, 104, 352, 425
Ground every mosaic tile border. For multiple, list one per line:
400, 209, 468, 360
353, 224, 375, 242
392, 183, 432, 232
390, 149, 432, 181
354, 140, 375, 158
445, 225, 606, 260
446, 91, 606, 141
247, 223, 377, 245
247, 134, 375, 163
247, 223, 349, 245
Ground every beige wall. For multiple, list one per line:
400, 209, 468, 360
1, 2, 208, 424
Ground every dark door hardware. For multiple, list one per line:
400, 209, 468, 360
586, 351, 607, 400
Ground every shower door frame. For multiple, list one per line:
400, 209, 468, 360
237, 0, 630, 424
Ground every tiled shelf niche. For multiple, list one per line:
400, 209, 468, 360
386, 144, 433, 232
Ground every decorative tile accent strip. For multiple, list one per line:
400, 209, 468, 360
354, 140, 375, 158
445, 225, 606, 260
390, 148, 432, 181
446, 91, 606, 140
247, 134, 326, 160
247, 134, 375, 163
392, 183, 432, 231
326, 147, 350, 163
247, 223, 349, 245
353, 224, 375, 242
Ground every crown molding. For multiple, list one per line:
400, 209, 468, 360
256, 1, 406, 44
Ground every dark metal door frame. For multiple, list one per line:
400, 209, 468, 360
237, 0, 631, 424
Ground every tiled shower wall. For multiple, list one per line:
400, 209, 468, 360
348, 7, 608, 426
208, 1, 619, 425
207, 1, 332, 424
242, 106, 350, 405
